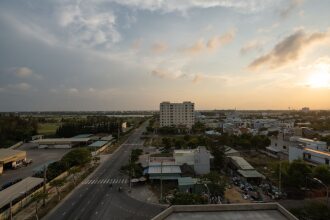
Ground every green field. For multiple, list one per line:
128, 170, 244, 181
38, 123, 61, 135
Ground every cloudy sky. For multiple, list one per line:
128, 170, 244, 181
0, 0, 330, 111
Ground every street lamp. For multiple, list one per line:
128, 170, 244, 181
313, 178, 329, 206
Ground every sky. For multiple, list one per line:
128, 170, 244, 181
0, 0, 330, 111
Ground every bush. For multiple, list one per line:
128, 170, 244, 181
170, 192, 207, 205
61, 148, 92, 167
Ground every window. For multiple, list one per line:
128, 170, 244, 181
283, 146, 286, 149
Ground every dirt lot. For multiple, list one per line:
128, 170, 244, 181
225, 186, 252, 203
0, 143, 71, 185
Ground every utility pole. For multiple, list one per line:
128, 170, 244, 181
129, 151, 132, 192
160, 161, 163, 202
43, 165, 47, 206
279, 159, 282, 194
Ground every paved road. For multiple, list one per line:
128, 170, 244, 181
44, 122, 165, 220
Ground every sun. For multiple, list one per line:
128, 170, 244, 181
307, 68, 330, 88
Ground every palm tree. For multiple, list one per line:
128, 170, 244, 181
30, 191, 48, 220
49, 178, 66, 201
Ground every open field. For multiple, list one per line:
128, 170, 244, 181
37, 123, 61, 135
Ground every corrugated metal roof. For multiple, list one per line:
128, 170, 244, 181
229, 156, 254, 170
72, 134, 93, 138
32, 138, 91, 144
0, 149, 26, 161
88, 140, 109, 148
237, 169, 265, 179
147, 165, 181, 174
0, 177, 43, 208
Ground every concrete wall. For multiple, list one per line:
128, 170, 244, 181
152, 203, 298, 220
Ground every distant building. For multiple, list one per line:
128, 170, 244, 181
289, 145, 330, 166
160, 101, 195, 128
301, 107, 310, 113
288, 136, 330, 166
174, 146, 210, 175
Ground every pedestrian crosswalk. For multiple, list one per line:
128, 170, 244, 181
82, 178, 128, 185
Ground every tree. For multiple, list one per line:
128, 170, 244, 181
50, 178, 66, 201
68, 167, 81, 186
285, 160, 312, 188
291, 202, 330, 220
192, 122, 206, 134
313, 165, 330, 185
61, 148, 91, 167
30, 191, 48, 220
210, 146, 225, 170
46, 161, 67, 181
170, 192, 207, 205
202, 171, 226, 199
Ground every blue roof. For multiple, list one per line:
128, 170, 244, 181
33, 160, 55, 173
178, 177, 197, 186
72, 134, 93, 138
88, 140, 109, 148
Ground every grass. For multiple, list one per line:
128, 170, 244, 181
37, 123, 61, 135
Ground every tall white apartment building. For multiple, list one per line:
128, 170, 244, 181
160, 101, 195, 128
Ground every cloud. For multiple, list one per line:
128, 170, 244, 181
184, 39, 206, 55
56, 3, 121, 48
0, 87, 5, 92
15, 67, 33, 77
248, 29, 330, 70
184, 30, 236, 55
8, 82, 32, 91
110, 0, 276, 13
240, 40, 263, 55
131, 38, 142, 50
68, 88, 79, 94
279, 0, 303, 18
207, 29, 236, 50
151, 69, 184, 80
192, 74, 203, 84
151, 42, 168, 53
151, 69, 226, 84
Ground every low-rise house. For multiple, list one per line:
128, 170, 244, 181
174, 146, 211, 175
144, 163, 182, 180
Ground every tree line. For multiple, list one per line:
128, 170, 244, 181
56, 116, 122, 138
0, 114, 37, 147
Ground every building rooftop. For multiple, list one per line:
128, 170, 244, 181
0, 177, 43, 209
88, 140, 109, 148
31, 138, 91, 144
304, 148, 330, 157
72, 134, 93, 138
152, 203, 298, 220
237, 169, 265, 179
229, 156, 254, 170
147, 165, 181, 174
0, 149, 26, 162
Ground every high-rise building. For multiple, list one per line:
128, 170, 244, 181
160, 101, 195, 128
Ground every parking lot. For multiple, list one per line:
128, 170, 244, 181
0, 143, 71, 186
